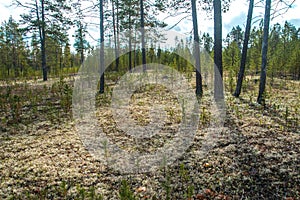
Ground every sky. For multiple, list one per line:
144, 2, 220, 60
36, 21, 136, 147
0, 0, 299, 48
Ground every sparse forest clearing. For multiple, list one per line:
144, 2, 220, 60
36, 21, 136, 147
0, 0, 300, 199
0, 74, 299, 199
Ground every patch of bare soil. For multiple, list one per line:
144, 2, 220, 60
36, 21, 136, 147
0, 76, 299, 199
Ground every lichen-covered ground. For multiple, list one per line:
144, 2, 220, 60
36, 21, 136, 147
0, 75, 299, 199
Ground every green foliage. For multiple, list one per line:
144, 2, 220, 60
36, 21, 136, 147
246, 21, 300, 79
186, 185, 194, 199
200, 106, 210, 126
161, 172, 172, 200
119, 180, 136, 200
73, 18, 90, 65
0, 16, 30, 79
223, 26, 243, 75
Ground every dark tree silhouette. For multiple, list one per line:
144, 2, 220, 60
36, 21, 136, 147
257, 0, 271, 104
234, 0, 254, 97
99, 0, 105, 94
140, 0, 146, 72
191, 0, 203, 96
111, 0, 120, 71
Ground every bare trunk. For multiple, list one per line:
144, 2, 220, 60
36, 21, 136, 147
129, 20, 132, 71
257, 0, 271, 104
80, 23, 84, 65
111, 0, 119, 71
213, 0, 224, 101
133, 31, 137, 68
36, 0, 47, 81
116, 0, 120, 70
140, 0, 146, 72
99, 0, 105, 93
128, 0, 132, 72
191, 0, 203, 96
234, 0, 254, 97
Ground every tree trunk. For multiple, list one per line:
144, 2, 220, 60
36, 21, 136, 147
128, 20, 132, 72
133, 31, 137, 68
128, 0, 132, 72
140, 0, 146, 72
116, 0, 120, 71
36, 0, 47, 81
213, 0, 224, 101
99, 0, 105, 94
234, 0, 254, 97
257, 0, 271, 104
111, 0, 119, 71
191, 0, 203, 96
80, 23, 84, 66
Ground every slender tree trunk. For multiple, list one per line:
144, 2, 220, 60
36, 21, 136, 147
128, 8, 132, 72
298, 65, 300, 80
133, 31, 137, 68
140, 0, 146, 72
80, 49, 84, 66
36, 0, 47, 81
191, 0, 203, 96
257, 0, 271, 104
59, 47, 62, 73
111, 0, 119, 71
99, 0, 105, 94
41, 1, 47, 81
176, 53, 180, 71
12, 46, 18, 77
213, 0, 224, 101
80, 23, 84, 65
127, 0, 132, 72
234, 0, 254, 97
116, 0, 120, 71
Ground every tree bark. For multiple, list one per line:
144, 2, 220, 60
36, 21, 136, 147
116, 0, 120, 71
128, 0, 132, 72
257, 0, 271, 104
99, 0, 105, 94
191, 0, 203, 96
111, 0, 119, 71
234, 0, 254, 97
213, 0, 224, 101
36, 0, 47, 81
128, 9, 132, 72
140, 0, 146, 72
80, 23, 84, 66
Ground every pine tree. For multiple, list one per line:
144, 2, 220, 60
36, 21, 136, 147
248, 25, 263, 75
30, 33, 41, 71
117, 0, 166, 71
0, 25, 9, 77
63, 42, 72, 69
1, 16, 30, 78
15, 0, 72, 81
73, 1, 90, 67
46, 35, 63, 76
202, 33, 213, 53
74, 20, 90, 66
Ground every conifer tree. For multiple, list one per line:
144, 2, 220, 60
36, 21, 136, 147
15, 0, 72, 81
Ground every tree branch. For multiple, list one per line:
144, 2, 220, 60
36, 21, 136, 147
167, 15, 190, 30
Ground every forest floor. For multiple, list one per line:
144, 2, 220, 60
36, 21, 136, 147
0, 74, 299, 199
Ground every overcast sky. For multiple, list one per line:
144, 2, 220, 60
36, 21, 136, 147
0, 0, 299, 48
